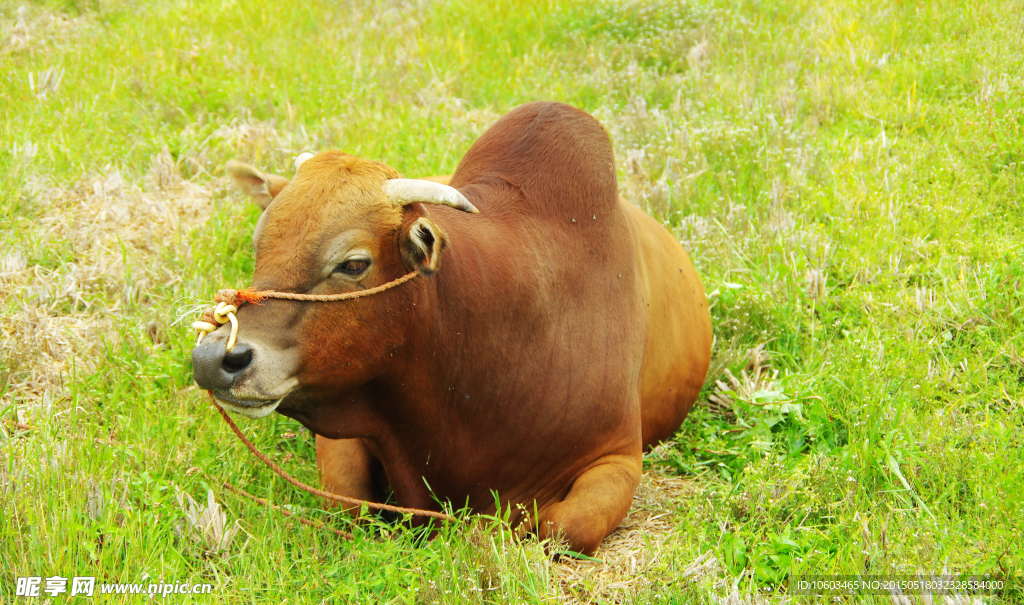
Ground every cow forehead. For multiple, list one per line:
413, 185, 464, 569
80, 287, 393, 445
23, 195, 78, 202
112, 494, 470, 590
296, 149, 401, 185
279, 150, 402, 215
254, 151, 404, 277
264, 152, 403, 243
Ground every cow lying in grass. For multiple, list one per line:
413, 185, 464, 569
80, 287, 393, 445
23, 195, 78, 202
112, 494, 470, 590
192, 102, 711, 555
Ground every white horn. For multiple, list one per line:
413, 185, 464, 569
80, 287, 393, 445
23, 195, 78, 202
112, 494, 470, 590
294, 152, 314, 171
383, 179, 479, 214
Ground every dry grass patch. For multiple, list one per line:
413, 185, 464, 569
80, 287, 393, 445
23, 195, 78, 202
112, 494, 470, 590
553, 468, 719, 603
1, 152, 218, 411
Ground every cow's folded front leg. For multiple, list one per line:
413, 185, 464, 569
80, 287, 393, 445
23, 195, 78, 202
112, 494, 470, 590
536, 452, 642, 556
315, 435, 383, 516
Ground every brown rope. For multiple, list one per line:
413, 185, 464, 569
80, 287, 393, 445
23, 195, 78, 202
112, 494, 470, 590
196, 272, 420, 348
208, 393, 458, 523
226, 271, 418, 305
217, 478, 355, 539
196, 269, 458, 528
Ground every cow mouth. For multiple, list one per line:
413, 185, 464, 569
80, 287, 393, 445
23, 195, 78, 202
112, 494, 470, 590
212, 391, 283, 419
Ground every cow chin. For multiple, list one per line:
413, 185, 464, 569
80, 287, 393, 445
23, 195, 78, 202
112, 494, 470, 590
214, 395, 282, 419
213, 375, 299, 419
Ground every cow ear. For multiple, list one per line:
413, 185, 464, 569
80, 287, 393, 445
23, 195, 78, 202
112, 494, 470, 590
226, 160, 290, 211
400, 217, 448, 276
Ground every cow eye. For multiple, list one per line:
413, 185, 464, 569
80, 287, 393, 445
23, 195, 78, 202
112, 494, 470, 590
333, 259, 370, 275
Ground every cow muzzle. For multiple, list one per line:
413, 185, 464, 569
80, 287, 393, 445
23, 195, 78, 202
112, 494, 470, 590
191, 331, 298, 419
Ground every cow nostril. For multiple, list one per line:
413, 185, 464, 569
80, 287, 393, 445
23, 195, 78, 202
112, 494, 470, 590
222, 344, 254, 374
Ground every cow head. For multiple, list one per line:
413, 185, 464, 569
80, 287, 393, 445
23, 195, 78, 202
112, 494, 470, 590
191, 151, 477, 422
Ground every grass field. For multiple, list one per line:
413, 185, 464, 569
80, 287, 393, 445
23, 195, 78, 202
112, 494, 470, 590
1, 0, 1022, 602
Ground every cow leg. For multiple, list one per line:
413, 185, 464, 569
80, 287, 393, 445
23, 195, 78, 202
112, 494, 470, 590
315, 435, 382, 515
536, 453, 641, 556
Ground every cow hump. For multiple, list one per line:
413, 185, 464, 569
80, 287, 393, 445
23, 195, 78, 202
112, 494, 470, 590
450, 102, 619, 218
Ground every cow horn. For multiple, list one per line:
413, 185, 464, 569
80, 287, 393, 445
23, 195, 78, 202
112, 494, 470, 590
383, 179, 479, 214
294, 152, 314, 170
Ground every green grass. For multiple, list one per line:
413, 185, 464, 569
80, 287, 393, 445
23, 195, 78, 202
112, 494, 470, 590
1, 0, 1022, 602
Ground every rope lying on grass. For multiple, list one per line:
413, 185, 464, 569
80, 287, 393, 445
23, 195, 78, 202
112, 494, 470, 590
213, 474, 354, 539
207, 392, 459, 523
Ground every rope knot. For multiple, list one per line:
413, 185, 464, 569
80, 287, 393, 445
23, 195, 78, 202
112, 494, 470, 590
214, 289, 240, 305
193, 289, 265, 352
235, 287, 270, 305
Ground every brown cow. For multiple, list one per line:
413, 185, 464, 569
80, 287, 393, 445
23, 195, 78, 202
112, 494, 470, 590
192, 102, 711, 555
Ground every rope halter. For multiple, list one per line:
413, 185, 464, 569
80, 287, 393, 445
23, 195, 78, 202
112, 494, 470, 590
192, 272, 419, 352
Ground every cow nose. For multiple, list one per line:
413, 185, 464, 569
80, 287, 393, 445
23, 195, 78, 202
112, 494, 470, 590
192, 340, 253, 390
